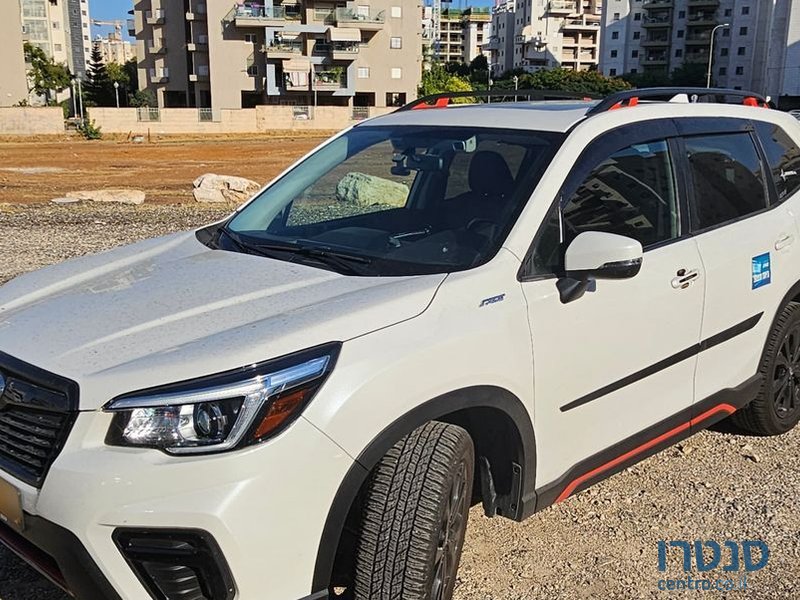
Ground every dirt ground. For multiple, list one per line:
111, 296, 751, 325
0, 135, 327, 205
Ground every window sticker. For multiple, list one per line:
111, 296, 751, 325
752, 253, 771, 289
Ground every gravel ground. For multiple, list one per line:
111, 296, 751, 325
0, 203, 798, 599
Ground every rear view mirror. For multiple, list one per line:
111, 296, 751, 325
558, 231, 643, 303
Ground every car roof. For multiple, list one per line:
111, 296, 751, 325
361, 101, 596, 133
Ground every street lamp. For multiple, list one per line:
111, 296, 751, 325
513, 75, 519, 90
706, 23, 730, 88
75, 76, 84, 123
114, 81, 120, 108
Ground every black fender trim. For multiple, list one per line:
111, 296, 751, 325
534, 374, 762, 511
310, 385, 536, 593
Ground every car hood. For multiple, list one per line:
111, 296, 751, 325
0, 232, 444, 410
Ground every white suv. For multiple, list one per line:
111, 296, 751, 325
1, 88, 800, 600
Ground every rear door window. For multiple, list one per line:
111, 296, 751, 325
753, 121, 800, 203
684, 133, 768, 231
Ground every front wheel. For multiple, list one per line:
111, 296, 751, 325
353, 421, 474, 600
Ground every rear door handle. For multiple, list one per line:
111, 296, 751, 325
671, 269, 700, 289
775, 234, 795, 251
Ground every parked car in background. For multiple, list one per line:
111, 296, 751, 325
0, 88, 800, 600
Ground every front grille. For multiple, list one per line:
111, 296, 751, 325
0, 353, 78, 487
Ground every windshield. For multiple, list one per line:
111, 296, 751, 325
221, 125, 564, 276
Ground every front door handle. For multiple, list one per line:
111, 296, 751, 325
671, 269, 700, 289
775, 234, 795, 251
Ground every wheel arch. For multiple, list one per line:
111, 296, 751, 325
310, 385, 536, 593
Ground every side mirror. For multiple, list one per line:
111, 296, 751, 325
558, 231, 643, 303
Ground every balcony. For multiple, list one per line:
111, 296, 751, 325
643, 54, 668, 65
687, 13, 718, 26
228, 4, 301, 27
186, 4, 207, 21
687, 0, 720, 6
685, 51, 711, 63
313, 7, 336, 24
685, 32, 712, 44
482, 36, 500, 50
641, 36, 670, 46
189, 65, 210, 82
643, 0, 673, 8
334, 7, 385, 30
149, 67, 169, 83
145, 9, 165, 25
126, 18, 135, 36
313, 69, 347, 90
548, 0, 575, 14
642, 15, 672, 28
562, 18, 600, 30
147, 39, 167, 54
187, 35, 209, 52
264, 39, 302, 59
331, 41, 360, 60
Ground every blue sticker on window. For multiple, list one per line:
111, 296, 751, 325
752, 253, 771, 289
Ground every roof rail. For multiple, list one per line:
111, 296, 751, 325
397, 89, 601, 112
586, 87, 772, 116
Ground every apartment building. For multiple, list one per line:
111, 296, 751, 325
20, 0, 92, 79
483, 0, 603, 75
599, 0, 800, 105
1, 2, 28, 106
436, 8, 492, 63
94, 33, 137, 65
134, 0, 422, 110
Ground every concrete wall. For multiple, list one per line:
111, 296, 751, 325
89, 106, 394, 135
0, 108, 65, 135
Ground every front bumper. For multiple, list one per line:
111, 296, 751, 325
0, 410, 353, 600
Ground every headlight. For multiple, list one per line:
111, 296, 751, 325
104, 344, 340, 454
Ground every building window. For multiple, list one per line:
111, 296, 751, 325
247, 64, 259, 76
724, 8, 732, 16
52, 21, 59, 29
722, 29, 730, 37
611, 31, 619, 40
719, 67, 727, 75
391, 6, 402, 18
678, 10, 685, 18
244, 33, 257, 43
391, 68, 402, 79
609, 68, 617, 76
631, 68, 638, 74
739, 26, 748, 35
613, 12, 620, 20
634, 12, 641, 20
390, 36, 402, 49
358, 67, 370, 78
677, 30, 684, 38
675, 49, 683, 57
54, 43, 62, 51
631, 50, 638, 58
610, 50, 618, 58
633, 31, 640, 39
738, 47, 746, 55
721, 48, 729, 56
736, 66, 744, 75
742, 6, 750, 15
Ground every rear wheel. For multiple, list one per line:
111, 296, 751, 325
733, 301, 800, 435
353, 421, 474, 600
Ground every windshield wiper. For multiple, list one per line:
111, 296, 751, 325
221, 229, 372, 275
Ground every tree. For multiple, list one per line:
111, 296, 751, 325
23, 43, 72, 104
419, 63, 473, 102
670, 63, 707, 87
492, 68, 631, 95
84, 44, 115, 107
129, 89, 156, 108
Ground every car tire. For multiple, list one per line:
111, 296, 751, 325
353, 421, 474, 600
733, 301, 800, 436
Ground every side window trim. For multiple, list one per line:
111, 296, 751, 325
747, 120, 781, 207
750, 119, 798, 206
683, 130, 772, 235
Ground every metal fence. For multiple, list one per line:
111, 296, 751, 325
136, 107, 161, 122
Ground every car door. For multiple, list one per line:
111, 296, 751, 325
680, 121, 800, 405
519, 123, 706, 500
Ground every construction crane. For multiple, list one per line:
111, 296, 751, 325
91, 19, 124, 41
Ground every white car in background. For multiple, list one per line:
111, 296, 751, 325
0, 88, 799, 600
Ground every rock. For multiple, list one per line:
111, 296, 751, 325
50, 197, 81, 205
65, 189, 146, 205
335, 172, 409, 208
192, 173, 261, 204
